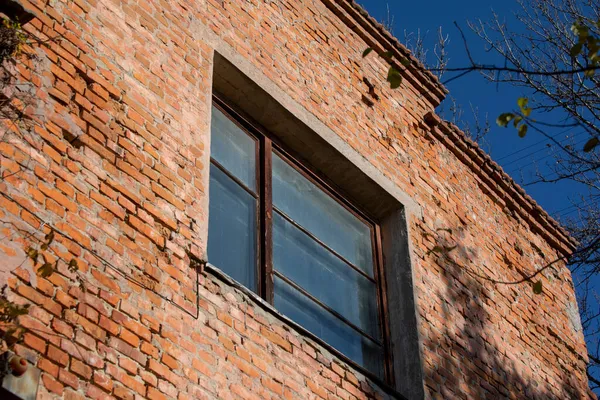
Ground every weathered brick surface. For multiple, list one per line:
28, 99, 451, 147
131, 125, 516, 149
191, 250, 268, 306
0, 0, 592, 399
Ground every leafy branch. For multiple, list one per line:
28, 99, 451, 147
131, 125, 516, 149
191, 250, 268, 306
494, 20, 600, 153
0, 14, 80, 356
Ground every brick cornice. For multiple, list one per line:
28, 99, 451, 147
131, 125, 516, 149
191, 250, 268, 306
321, 0, 448, 107
320, 0, 575, 256
424, 112, 578, 257
324, 1, 576, 256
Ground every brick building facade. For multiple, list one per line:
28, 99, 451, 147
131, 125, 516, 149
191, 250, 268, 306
0, 0, 593, 399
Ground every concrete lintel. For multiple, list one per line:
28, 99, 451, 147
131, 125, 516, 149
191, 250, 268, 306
191, 20, 422, 221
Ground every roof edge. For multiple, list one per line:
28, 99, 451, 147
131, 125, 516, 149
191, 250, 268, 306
321, 0, 448, 107
424, 112, 578, 257
320, 0, 575, 255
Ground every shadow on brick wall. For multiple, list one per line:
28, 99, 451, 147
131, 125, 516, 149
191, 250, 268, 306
419, 225, 589, 399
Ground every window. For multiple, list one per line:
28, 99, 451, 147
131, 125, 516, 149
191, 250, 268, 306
207, 97, 392, 382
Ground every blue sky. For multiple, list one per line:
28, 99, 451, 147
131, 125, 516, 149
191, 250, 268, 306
358, 1, 588, 219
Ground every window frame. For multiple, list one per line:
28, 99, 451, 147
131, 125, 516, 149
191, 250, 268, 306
210, 94, 395, 385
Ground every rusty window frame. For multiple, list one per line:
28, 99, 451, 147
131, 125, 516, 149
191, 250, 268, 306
209, 95, 395, 385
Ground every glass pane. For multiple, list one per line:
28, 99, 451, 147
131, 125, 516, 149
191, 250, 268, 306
210, 106, 257, 191
208, 164, 257, 291
272, 154, 373, 276
273, 212, 380, 339
274, 277, 384, 378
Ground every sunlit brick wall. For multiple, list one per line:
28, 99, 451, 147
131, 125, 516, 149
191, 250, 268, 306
0, 0, 592, 399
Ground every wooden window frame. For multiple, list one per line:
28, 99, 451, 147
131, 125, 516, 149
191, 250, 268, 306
210, 94, 395, 385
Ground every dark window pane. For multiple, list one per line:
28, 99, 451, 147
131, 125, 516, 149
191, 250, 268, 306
272, 154, 373, 276
208, 164, 257, 291
273, 212, 380, 339
274, 276, 384, 378
211, 106, 257, 191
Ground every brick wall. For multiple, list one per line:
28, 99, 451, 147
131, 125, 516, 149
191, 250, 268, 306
0, 0, 592, 399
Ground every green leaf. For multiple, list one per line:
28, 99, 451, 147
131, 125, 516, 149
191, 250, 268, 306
362, 48, 373, 58
399, 57, 411, 66
381, 51, 394, 59
587, 38, 599, 55
585, 68, 595, 78
496, 113, 515, 127
37, 263, 54, 278
570, 23, 577, 34
517, 97, 528, 109
387, 66, 402, 89
518, 124, 528, 138
570, 43, 583, 57
583, 137, 599, 152
512, 115, 523, 128
532, 280, 543, 295
516, 98, 532, 118
586, 35, 598, 46
571, 22, 589, 39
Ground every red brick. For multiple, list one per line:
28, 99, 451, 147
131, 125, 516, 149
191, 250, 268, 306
39, 183, 78, 212
127, 214, 165, 247
71, 358, 92, 379
38, 359, 60, 378
161, 353, 178, 370
23, 332, 47, 353
55, 290, 77, 308
93, 370, 113, 392
263, 376, 284, 395
17, 285, 47, 305
42, 373, 64, 395
0, 3, 592, 400
230, 356, 261, 379
119, 373, 146, 396
260, 327, 292, 352
114, 384, 135, 400
141, 341, 159, 359
148, 387, 168, 400
124, 319, 151, 341
119, 328, 140, 347
75, 330, 96, 350
143, 202, 178, 230
119, 357, 139, 374
47, 345, 69, 367
150, 182, 185, 211
99, 315, 120, 335
108, 337, 147, 365
106, 178, 144, 206
90, 190, 126, 219
58, 368, 79, 390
